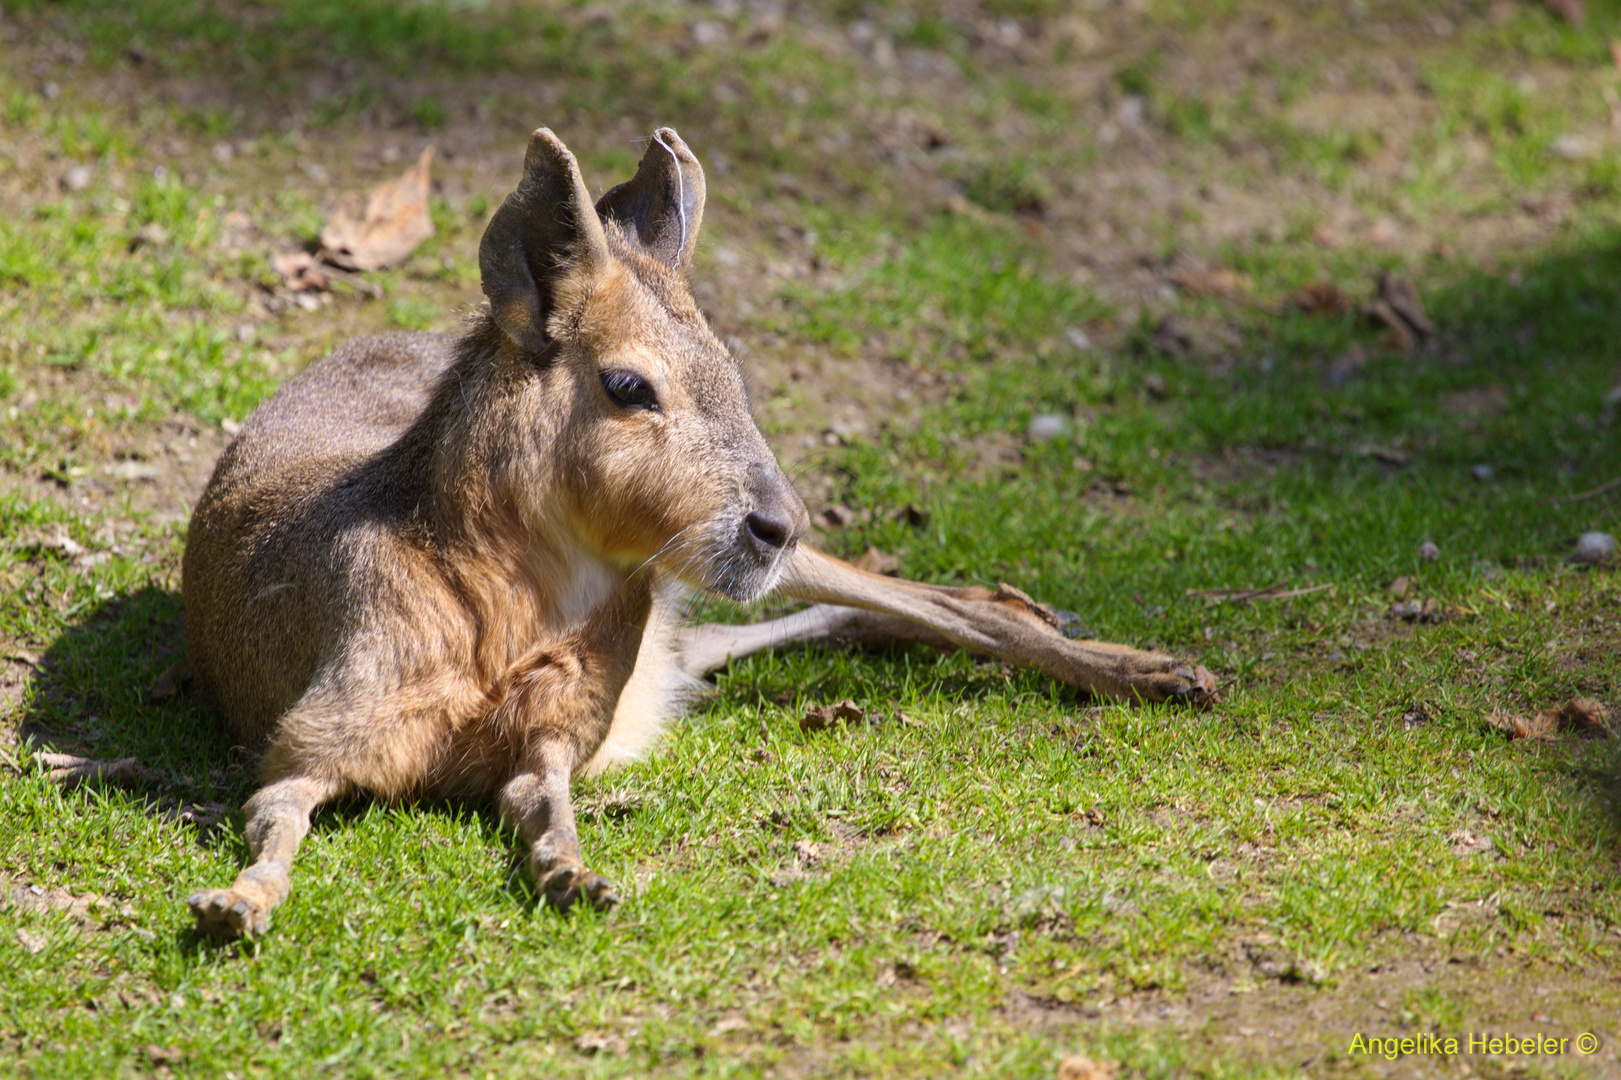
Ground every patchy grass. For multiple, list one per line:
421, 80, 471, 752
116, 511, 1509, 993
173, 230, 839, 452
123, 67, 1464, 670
2, 0, 1621, 1077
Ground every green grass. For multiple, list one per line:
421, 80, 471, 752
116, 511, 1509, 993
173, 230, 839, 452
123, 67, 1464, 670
3, 0, 1621, 1077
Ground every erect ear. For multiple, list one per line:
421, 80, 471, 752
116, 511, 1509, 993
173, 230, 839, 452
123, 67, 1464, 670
594, 127, 706, 273
479, 128, 611, 354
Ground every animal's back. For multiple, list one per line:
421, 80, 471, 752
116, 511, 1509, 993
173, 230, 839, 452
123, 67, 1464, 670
184, 332, 457, 744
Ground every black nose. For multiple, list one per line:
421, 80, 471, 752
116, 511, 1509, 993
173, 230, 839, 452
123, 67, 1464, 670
745, 511, 792, 555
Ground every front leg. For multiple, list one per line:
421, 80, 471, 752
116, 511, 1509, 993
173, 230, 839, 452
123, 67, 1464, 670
188, 773, 345, 938
499, 753, 617, 912
493, 576, 652, 911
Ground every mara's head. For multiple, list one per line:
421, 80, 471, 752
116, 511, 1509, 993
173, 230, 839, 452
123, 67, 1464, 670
469, 127, 808, 602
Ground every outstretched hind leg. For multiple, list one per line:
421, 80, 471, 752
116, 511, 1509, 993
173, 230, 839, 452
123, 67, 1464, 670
188, 774, 344, 938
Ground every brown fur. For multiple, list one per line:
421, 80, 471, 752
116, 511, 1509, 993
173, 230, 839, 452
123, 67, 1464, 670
182, 127, 1211, 939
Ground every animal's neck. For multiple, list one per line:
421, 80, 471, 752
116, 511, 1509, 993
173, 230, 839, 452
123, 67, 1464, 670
391, 325, 624, 675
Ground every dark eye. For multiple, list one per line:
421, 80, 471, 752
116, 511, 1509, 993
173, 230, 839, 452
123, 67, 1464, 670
601, 369, 657, 410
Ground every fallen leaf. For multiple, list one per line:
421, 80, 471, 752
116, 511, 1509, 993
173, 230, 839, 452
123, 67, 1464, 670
1363, 273, 1434, 351
1294, 280, 1352, 316
1357, 444, 1410, 466
1449, 830, 1496, 856
1310, 224, 1343, 248
1057, 1055, 1118, 1080
895, 502, 929, 527
146, 661, 192, 703
272, 250, 330, 292
1389, 597, 1446, 623
1486, 710, 1555, 741
855, 546, 900, 575
318, 146, 435, 271
708, 1016, 749, 1036
1544, 0, 1584, 23
1165, 255, 1250, 299
1151, 317, 1194, 357
107, 460, 162, 483
815, 505, 855, 529
130, 222, 169, 249
1557, 698, 1611, 736
800, 699, 866, 732
573, 1032, 628, 1056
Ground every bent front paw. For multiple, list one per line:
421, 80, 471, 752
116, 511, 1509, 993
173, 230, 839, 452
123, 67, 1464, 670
187, 886, 273, 939
537, 863, 621, 914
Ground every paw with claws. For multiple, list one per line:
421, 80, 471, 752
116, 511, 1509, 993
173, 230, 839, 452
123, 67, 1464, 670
537, 861, 620, 914
186, 863, 289, 939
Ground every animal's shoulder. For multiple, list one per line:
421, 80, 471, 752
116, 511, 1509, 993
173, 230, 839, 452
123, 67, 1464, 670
245, 331, 456, 451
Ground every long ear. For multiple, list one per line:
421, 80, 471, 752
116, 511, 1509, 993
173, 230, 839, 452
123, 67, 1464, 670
594, 127, 706, 273
479, 128, 611, 354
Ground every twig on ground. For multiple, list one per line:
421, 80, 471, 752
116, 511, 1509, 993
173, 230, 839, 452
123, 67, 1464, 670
1546, 474, 1621, 504
1186, 583, 1334, 604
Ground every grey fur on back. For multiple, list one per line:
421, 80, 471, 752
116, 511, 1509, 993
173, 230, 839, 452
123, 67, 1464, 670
184, 332, 455, 744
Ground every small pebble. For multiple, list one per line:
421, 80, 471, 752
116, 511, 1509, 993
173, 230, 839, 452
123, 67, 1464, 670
1552, 133, 1596, 160
1572, 531, 1617, 565
62, 165, 92, 192
1471, 464, 1494, 482
1027, 413, 1070, 442
1065, 326, 1093, 350
1419, 541, 1440, 562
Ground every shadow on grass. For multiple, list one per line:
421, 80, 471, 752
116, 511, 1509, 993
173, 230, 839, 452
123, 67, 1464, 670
15, 586, 247, 838
1183, 234, 1621, 496
13, 584, 553, 908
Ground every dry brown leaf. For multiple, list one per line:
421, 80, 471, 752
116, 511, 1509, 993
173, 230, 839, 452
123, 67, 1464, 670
1486, 710, 1556, 741
1293, 280, 1352, 317
1389, 597, 1445, 623
318, 147, 435, 271
1166, 262, 1250, 299
815, 505, 855, 529
895, 502, 929, 527
855, 546, 900, 575
1057, 1055, 1118, 1080
1310, 224, 1344, 248
1556, 698, 1611, 736
800, 699, 866, 733
1363, 273, 1433, 351
1357, 443, 1410, 466
272, 250, 330, 292
146, 660, 191, 703
1544, 0, 1584, 22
